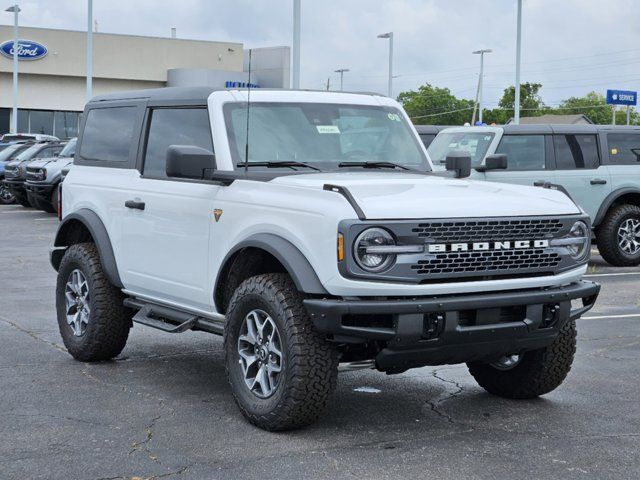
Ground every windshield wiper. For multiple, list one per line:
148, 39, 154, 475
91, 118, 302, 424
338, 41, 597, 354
338, 161, 422, 172
236, 161, 321, 171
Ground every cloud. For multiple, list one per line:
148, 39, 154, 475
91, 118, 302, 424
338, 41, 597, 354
2, 0, 639, 105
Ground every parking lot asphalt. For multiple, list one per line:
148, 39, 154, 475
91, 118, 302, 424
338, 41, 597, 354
0, 203, 639, 480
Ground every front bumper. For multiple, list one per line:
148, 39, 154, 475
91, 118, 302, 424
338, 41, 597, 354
304, 280, 600, 371
24, 182, 55, 199
3, 178, 26, 194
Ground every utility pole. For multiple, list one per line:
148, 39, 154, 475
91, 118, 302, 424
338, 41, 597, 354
87, 0, 93, 102
292, 0, 301, 89
514, 0, 523, 124
377, 32, 393, 98
334, 68, 349, 91
472, 49, 492, 124
5, 5, 20, 133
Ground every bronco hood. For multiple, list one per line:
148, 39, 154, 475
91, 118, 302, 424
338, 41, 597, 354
269, 172, 581, 219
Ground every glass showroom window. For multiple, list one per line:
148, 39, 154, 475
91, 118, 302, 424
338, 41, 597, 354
16, 109, 81, 139
54, 112, 80, 139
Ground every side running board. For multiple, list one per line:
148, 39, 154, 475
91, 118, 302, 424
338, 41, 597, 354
123, 298, 225, 335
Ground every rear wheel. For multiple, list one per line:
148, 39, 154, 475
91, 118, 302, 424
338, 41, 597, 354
467, 319, 577, 399
224, 273, 338, 431
596, 204, 640, 266
56, 242, 131, 361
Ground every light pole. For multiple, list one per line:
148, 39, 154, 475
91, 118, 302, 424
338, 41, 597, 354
292, 0, 301, 89
514, 0, 523, 124
5, 4, 20, 133
377, 32, 393, 98
334, 68, 349, 91
472, 49, 492, 124
87, 0, 93, 102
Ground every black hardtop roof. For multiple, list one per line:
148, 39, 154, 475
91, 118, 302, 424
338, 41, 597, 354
90, 86, 219, 103
501, 124, 640, 134
89, 87, 385, 104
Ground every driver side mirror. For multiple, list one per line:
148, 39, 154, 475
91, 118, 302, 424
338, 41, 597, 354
166, 145, 215, 179
445, 152, 472, 178
476, 153, 508, 172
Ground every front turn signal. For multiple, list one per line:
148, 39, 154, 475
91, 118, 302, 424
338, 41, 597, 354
337, 233, 344, 262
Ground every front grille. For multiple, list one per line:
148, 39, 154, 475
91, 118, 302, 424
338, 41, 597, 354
25, 167, 40, 182
412, 219, 563, 242
411, 248, 561, 276
4, 165, 18, 179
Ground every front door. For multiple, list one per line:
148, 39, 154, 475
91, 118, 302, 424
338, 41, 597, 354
118, 106, 218, 311
484, 134, 556, 187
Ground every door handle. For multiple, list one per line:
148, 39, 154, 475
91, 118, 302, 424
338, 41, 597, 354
590, 178, 607, 185
125, 200, 145, 210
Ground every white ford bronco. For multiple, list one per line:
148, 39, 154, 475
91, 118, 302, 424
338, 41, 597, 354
52, 87, 600, 430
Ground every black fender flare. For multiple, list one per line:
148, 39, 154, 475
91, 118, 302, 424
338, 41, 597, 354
51, 209, 123, 288
215, 233, 328, 301
593, 187, 640, 227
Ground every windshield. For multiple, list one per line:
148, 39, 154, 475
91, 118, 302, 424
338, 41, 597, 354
0, 143, 28, 162
427, 131, 495, 166
13, 144, 45, 162
58, 139, 77, 158
224, 102, 430, 171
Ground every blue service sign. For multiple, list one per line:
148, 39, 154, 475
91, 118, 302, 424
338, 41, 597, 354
0, 39, 48, 61
606, 89, 637, 106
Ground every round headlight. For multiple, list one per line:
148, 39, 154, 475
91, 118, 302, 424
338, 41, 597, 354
353, 227, 396, 272
567, 221, 590, 260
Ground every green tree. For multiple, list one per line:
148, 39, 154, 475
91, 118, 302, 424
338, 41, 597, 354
483, 82, 548, 124
398, 84, 474, 125
558, 91, 638, 125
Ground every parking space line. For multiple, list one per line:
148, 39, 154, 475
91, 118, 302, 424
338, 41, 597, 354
583, 313, 640, 320
585, 272, 640, 278
0, 210, 44, 214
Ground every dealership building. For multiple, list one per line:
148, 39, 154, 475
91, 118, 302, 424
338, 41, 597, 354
0, 26, 290, 138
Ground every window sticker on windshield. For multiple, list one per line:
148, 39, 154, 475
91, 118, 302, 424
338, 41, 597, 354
316, 125, 340, 134
611, 148, 618, 155
387, 113, 401, 122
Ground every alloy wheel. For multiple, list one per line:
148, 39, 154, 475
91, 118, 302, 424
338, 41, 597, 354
617, 218, 640, 255
237, 309, 283, 398
64, 269, 90, 337
491, 355, 521, 371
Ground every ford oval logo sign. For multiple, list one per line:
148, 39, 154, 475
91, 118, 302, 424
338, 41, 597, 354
0, 39, 48, 61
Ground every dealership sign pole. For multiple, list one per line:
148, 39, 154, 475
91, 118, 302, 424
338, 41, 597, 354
606, 89, 637, 126
4, 5, 20, 133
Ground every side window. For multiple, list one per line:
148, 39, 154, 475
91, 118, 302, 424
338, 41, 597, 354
79, 106, 137, 163
553, 134, 599, 169
495, 135, 545, 170
38, 146, 63, 158
143, 108, 213, 178
607, 133, 640, 165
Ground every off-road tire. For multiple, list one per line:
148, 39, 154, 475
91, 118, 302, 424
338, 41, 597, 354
26, 191, 39, 208
224, 273, 338, 431
596, 204, 640, 266
467, 319, 577, 399
14, 191, 31, 208
49, 185, 59, 214
56, 242, 131, 361
0, 182, 15, 205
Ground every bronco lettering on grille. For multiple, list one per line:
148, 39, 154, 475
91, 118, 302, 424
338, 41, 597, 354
427, 239, 549, 253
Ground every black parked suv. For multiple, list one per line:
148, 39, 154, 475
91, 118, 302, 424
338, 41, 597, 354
3, 142, 65, 207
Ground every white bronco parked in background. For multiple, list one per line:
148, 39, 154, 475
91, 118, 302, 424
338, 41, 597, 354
51, 88, 599, 430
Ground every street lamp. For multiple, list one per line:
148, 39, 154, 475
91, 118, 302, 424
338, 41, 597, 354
334, 68, 349, 91
377, 32, 393, 98
514, 0, 523, 124
5, 4, 20, 133
472, 49, 492, 124
87, 0, 93, 101
292, 0, 301, 89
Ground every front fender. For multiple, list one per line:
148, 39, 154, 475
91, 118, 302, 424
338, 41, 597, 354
216, 233, 328, 297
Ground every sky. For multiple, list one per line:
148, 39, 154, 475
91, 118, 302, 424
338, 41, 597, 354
1, 0, 639, 112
